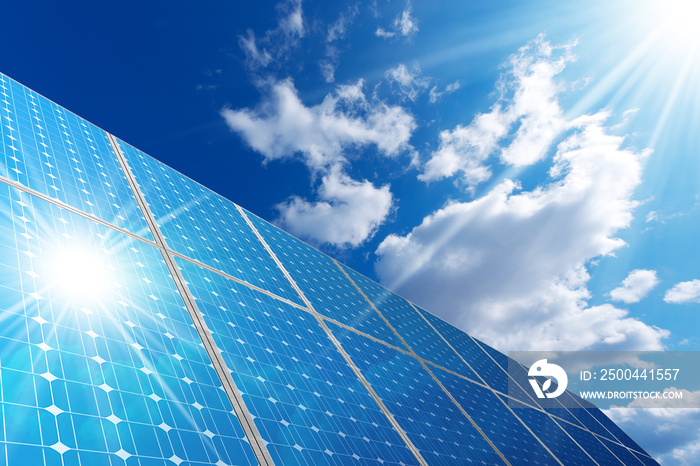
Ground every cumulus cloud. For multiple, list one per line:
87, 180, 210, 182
610, 269, 660, 303
376, 107, 667, 351
429, 80, 461, 103
276, 166, 393, 247
419, 35, 573, 190
664, 279, 700, 304
375, 2, 418, 39
385, 64, 429, 101
606, 402, 700, 465
222, 79, 414, 247
221, 79, 415, 172
238, 0, 305, 70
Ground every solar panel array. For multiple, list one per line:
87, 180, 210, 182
0, 72, 658, 465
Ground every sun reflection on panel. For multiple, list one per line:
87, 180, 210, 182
47, 246, 115, 301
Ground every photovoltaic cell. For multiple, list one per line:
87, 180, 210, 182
556, 421, 624, 465
117, 139, 302, 306
504, 358, 588, 428
599, 437, 646, 465
330, 322, 505, 465
431, 367, 560, 465
413, 307, 537, 408
177, 258, 418, 465
243, 209, 405, 348
0, 184, 256, 465
633, 450, 661, 466
502, 398, 596, 465
566, 394, 649, 455
340, 264, 479, 380
0, 73, 152, 241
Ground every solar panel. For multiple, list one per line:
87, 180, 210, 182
0, 73, 152, 241
243, 209, 405, 349
116, 139, 302, 307
0, 183, 256, 465
0, 74, 659, 466
177, 257, 417, 465
340, 264, 479, 380
431, 366, 560, 465
331, 322, 504, 464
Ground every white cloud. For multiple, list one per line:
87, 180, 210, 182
222, 79, 414, 247
419, 35, 574, 189
238, 0, 305, 70
375, 2, 418, 39
376, 108, 667, 352
221, 79, 415, 172
320, 6, 359, 83
319, 61, 336, 83
610, 269, 660, 303
664, 279, 700, 304
385, 64, 429, 101
276, 165, 393, 247
606, 403, 700, 465
419, 109, 508, 189
278, 0, 304, 38
238, 30, 273, 68
429, 80, 461, 103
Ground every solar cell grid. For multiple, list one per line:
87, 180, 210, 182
178, 258, 418, 466
432, 367, 560, 465
502, 398, 596, 466
118, 139, 302, 307
243, 209, 405, 349
0, 183, 256, 466
0, 73, 152, 241
330, 322, 506, 465
341, 264, 480, 382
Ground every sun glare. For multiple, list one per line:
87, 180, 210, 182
49, 247, 113, 300
646, 0, 700, 47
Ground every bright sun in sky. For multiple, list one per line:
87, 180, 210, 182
655, 0, 700, 45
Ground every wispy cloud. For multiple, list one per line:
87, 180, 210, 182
238, 0, 305, 70
385, 63, 429, 101
664, 279, 700, 304
429, 80, 461, 103
419, 35, 574, 190
610, 269, 660, 303
320, 5, 359, 83
376, 1, 418, 39
221, 79, 414, 246
375, 38, 666, 352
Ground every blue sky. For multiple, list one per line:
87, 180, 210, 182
3, 0, 700, 462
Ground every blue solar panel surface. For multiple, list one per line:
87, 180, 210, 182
502, 397, 597, 465
557, 421, 625, 465
340, 265, 479, 380
118, 139, 302, 306
431, 367, 559, 465
243, 210, 404, 348
330, 322, 505, 465
599, 437, 647, 465
0, 73, 152, 241
178, 258, 418, 465
0, 184, 256, 465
